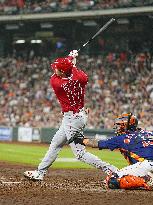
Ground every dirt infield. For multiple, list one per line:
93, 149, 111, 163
0, 162, 153, 205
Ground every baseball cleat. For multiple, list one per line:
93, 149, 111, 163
24, 170, 44, 181
146, 172, 153, 190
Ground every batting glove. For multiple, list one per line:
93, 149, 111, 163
68, 50, 78, 58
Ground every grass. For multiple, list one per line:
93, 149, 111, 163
0, 142, 128, 169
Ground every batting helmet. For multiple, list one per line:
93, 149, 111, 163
114, 113, 138, 135
51, 57, 73, 74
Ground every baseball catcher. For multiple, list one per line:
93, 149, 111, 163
68, 113, 153, 190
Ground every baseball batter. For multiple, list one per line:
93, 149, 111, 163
69, 113, 153, 190
24, 50, 117, 181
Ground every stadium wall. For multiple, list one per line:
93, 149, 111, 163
0, 126, 114, 143
0, 6, 153, 22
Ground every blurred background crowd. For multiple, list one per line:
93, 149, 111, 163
0, 1, 153, 131
0, 0, 153, 15
0, 51, 152, 130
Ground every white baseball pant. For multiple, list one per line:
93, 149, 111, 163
116, 160, 153, 177
38, 109, 118, 175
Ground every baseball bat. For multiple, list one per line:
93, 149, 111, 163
77, 18, 116, 52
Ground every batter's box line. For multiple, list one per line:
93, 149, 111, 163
0, 181, 21, 185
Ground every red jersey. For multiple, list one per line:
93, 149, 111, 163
50, 66, 88, 113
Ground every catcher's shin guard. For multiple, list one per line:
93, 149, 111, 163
118, 175, 151, 190
106, 174, 152, 190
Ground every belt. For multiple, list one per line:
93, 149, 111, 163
62, 107, 85, 115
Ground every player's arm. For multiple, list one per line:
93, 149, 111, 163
68, 132, 121, 150
98, 137, 121, 151
85, 136, 120, 150
82, 138, 99, 148
68, 50, 88, 84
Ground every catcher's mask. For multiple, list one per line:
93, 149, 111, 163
50, 57, 73, 75
114, 113, 138, 136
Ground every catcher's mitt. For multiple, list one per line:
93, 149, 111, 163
68, 131, 85, 145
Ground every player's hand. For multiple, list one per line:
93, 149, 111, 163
68, 50, 78, 58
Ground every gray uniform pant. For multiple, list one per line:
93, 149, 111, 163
38, 109, 117, 175
116, 160, 153, 177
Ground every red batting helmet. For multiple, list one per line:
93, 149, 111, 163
51, 57, 73, 74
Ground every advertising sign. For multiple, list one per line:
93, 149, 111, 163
18, 127, 32, 142
32, 128, 41, 141
0, 127, 12, 141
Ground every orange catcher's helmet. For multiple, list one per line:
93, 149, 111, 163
50, 57, 73, 75
114, 113, 138, 135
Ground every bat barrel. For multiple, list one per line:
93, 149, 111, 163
77, 18, 116, 52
